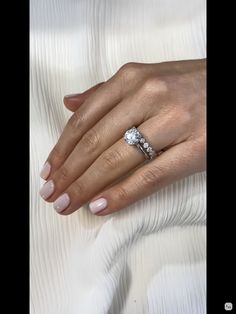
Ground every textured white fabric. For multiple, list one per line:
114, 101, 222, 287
30, 0, 206, 313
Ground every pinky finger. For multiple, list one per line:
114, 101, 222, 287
64, 82, 104, 112
88, 139, 205, 216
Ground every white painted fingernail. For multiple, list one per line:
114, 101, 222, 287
39, 180, 55, 200
53, 193, 70, 213
89, 198, 107, 214
40, 162, 51, 180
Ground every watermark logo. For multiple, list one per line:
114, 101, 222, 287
224, 302, 233, 311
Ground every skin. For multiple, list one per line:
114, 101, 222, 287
40, 59, 206, 216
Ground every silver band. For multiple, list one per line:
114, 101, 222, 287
124, 127, 158, 160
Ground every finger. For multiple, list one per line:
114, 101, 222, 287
47, 115, 188, 214
89, 139, 206, 216
64, 82, 104, 112
40, 78, 123, 180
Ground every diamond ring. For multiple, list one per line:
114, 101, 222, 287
124, 127, 157, 160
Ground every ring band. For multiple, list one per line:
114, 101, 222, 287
124, 127, 158, 160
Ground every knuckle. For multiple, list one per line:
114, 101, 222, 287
139, 166, 165, 188
49, 144, 64, 164
101, 149, 123, 170
71, 180, 85, 199
68, 110, 85, 130
57, 165, 70, 182
80, 128, 100, 154
174, 106, 192, 126
117, 62, 140, 80
115, 186, 129, 202
141, 77, 167, 96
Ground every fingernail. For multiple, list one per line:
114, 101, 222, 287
40, 162, 51, 180
89, 198, 107, 214
64, 93, 81, 99
39, 180, 55, 200
53, 193, 70, 213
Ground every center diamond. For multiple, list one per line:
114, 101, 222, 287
124, 127, 141, 145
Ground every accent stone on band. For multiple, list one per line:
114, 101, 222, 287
124, 127, 157, 160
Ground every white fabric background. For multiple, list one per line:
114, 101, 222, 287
30, 0, 206, 313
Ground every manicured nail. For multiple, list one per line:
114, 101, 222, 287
40, 162, 51, 180
40, 180, 55, 200
53, 193, 70, 213
64, 93, 81, 99
89, 198, 107, 214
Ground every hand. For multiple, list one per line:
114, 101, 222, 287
39, 59, 206, 216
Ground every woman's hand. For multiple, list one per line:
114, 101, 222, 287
39, 59, 206, 216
